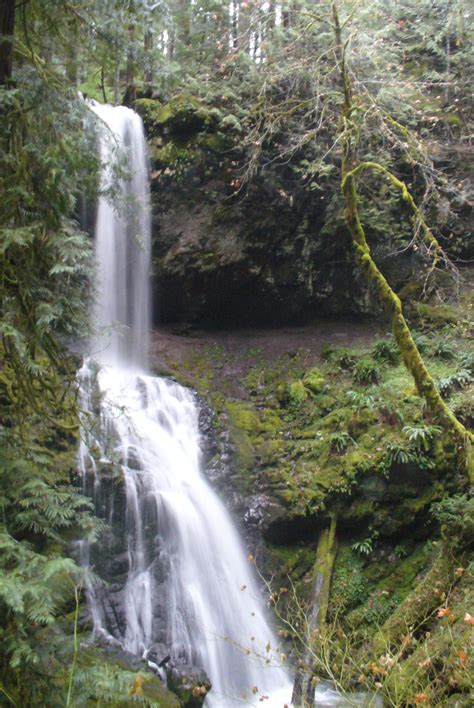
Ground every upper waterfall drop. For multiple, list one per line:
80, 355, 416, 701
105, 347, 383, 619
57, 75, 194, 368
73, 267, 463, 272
80, 102, 293, 707
90, 102, 151, 369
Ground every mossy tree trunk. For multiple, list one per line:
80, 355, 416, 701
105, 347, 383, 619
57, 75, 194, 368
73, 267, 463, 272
144, 29, 153, 91
331, 1, 473, 481
292, 516, 338, 705
370, 542, 462, 657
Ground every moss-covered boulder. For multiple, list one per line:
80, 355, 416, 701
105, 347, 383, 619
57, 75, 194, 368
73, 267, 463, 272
167, 666, 211, 707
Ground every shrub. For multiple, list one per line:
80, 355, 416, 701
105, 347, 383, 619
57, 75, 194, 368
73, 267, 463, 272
352, 358, 381, 385
372, 338, 399, 364
432, 340, 456, 361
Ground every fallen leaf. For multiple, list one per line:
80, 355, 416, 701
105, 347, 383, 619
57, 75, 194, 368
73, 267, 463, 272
129, 675, 144, 696
419, 658, 433, 669
457, 649, 468, 668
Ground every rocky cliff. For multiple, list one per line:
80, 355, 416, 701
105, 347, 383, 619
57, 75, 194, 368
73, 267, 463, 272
136, 95, 442, 328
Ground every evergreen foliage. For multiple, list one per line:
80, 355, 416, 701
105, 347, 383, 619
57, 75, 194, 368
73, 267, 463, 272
0, 6, 99, 703
0, 69, 96, 423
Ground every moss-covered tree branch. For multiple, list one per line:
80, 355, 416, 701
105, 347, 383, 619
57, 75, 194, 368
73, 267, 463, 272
331, 1, 473, 481
342, 161, 448, 274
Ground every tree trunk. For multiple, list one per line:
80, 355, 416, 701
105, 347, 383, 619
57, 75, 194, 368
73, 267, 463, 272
0, 0, 15, 84
113, 53, 121, 105
267, 0, 276, 35
125, 1, 136, 103
231, 0, 238, 50
292, 517, 338, 705
168, 28, 176, 60
238, 0, 252, 54
371, 542, 462, 657
176, 0, 191, 49
144, 29, 153, 92
282, 0, 291, 29
65, 18, 78, 87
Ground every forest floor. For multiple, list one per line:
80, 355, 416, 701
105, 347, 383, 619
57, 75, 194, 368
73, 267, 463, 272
151, 318, 382, 392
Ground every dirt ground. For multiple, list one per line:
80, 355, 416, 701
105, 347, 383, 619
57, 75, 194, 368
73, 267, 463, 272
151, 319, 384, 390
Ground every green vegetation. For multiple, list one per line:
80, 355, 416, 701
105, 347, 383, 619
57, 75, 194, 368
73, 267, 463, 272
1, 0, 473, 705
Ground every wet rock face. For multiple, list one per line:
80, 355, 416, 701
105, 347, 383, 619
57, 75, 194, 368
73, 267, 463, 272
143, 100, 431, 329
152, 193, 365, 327
143, 100, 374, 327
81, 467, 170, 646
139, 93, 472, 329
196, 397, 311, 564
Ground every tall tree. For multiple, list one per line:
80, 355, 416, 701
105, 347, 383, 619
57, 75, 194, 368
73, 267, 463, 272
0, 0, 15, 84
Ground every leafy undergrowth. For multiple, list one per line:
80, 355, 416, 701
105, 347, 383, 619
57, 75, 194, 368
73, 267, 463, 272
171, 323, 472, 529
268, 512, 473, 706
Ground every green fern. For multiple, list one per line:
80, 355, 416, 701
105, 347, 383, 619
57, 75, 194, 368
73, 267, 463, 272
330, 431, 357, 453
352, 358, 381, 385
345, 389, 377, 411
402, 424, 442, 451
438, 369, 472, 397
372, 338, 399, 364
351, 538, 374, 556
432, 340, 456, 361
384, 441, 417, 465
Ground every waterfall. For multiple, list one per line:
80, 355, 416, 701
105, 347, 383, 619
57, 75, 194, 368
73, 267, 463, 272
79, 103, 293, 707
90, 103, 151, 369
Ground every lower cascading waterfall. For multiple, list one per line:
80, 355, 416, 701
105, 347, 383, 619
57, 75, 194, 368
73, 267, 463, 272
79, 364, 292, 706
79, 101, 293, 706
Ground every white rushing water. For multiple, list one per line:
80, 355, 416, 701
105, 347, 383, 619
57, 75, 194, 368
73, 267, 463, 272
79, 102, 293, 706
90, 103, 151, 369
